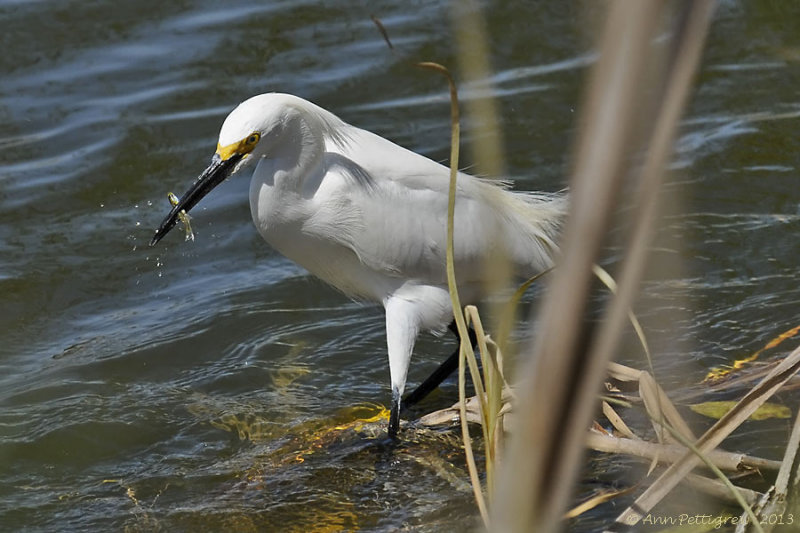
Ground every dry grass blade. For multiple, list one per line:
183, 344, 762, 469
774, 403, 800, 495
464, 310, 493, 481
412, 60, 473, 397
465, 306, 504, 498
683, 473, 761, 508
457, 331, 489, 526
410, 55, 494, 528
494, 269, 553, 358
639, 371, 696, 445
417, 59, 493, 528
463, 307, 491, 445
607, 361, 644, 383
613, 344, 800, 530
565, 484, 640, 520
586, 430, 780, 473
592, 264, 654, 366
602, 401, 638, 440
734, 391, 800, 532
383, 22, 511, 522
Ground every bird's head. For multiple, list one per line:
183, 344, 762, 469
149, 94, 299, 246
149, 93, 348, 246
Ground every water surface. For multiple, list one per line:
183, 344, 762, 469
2, 1, 800, 531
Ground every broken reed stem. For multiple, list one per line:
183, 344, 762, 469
420, 349, 792, 526
613, 342, 800, 530
587, 431, 781, 473
684, 473, 761, 508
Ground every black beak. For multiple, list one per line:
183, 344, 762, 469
149, 153, 243, 246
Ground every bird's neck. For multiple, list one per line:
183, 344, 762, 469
249, 112, 326, 229
273, 113, 324, 193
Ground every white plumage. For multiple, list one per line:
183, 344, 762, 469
152, 92, 566, 437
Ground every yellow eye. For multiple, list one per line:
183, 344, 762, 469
246, 133, 260, 145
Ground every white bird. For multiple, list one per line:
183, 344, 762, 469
151, 93, 565, 438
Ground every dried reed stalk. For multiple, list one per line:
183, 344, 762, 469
492, 3, 715, 531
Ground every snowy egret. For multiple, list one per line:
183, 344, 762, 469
151, 93, 565, 438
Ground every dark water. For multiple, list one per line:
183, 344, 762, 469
2, 1, 800, 531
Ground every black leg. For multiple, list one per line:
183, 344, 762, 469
401, 321, 477, 411
388, 387, 401, 439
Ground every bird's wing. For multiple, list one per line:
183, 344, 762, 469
303, 126, 563, 286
